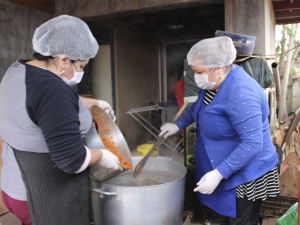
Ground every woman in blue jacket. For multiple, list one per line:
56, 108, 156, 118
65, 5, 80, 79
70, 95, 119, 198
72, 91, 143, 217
160, 36, 279, 225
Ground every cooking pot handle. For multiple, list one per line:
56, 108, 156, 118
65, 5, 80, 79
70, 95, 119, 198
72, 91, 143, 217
108, 111, 116, 122
91, 189, 118, 196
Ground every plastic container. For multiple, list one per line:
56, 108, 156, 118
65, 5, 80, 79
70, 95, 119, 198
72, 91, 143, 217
215, 30, 256, 56
137, 144, 159, 157
276, 202, 298, 225
260, 196, 298, 217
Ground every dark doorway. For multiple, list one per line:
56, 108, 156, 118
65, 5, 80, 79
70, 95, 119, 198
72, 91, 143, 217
165, 41, 197, 103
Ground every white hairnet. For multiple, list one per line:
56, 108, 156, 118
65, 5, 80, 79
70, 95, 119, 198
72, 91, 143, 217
187, 36, 236, 68
32, 15, 99, 60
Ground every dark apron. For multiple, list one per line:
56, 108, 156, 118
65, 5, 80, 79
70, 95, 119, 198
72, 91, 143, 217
13, 148, 90, 225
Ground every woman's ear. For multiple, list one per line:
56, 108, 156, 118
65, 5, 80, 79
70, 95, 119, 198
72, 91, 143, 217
57, 58, 70, 69
216, 62, 223, 67
216, 62, 223, 74
216, 67, 222, 75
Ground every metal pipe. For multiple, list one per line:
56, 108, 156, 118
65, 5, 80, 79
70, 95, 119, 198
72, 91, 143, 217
162, 43, 168, 102
128, 113, 176, 151
171, 138, 183, 153
135, 112, 161, 134
271, 62, 281, 101
158, 46, 162, 103
126, 105, 162, 114
126, 105, 184, 152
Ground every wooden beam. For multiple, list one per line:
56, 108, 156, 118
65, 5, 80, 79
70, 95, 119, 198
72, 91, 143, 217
289, 0, 294, 13
289, 0, 294, 12
279, 164, 299, 198
130, 16, 146, 24
282, 152, 300, 164
275, 9, 300, 18
7, 0, 55, 14
149, 15, 167, 23
202, 17, 223, 23
85, 1, 224, 22
277, 17, 300, 24
194, 9, 215, 17
273, 0, 300, 11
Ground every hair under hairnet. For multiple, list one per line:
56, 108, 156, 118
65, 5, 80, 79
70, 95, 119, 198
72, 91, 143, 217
32, 15, 99, 60
187, 36, 236, 68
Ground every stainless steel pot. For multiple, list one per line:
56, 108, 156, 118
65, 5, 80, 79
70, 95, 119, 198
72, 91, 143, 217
90, 157, 187, 225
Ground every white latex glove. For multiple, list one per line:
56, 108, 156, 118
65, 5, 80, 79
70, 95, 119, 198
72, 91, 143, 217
159, 123, 180, 139
98, 149, 120, 171
98, 100, 114, 115
194, 169, 224, 194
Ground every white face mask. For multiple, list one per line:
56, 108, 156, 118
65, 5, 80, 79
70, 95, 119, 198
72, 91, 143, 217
194, 69, 218, 90
62, 64, 84, 86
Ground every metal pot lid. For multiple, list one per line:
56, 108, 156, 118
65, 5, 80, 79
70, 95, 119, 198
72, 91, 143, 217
85, 105, 132, 182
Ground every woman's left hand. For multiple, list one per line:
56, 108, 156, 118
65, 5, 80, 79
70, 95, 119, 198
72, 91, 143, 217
194, 169, 224, 194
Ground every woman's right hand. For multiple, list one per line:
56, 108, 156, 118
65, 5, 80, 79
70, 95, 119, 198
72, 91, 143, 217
159, 123, 180, 139
98, 149, 120, 170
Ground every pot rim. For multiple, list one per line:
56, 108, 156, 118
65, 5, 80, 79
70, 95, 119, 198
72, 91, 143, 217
98, 173, 187, 188
90, 157, 187, 188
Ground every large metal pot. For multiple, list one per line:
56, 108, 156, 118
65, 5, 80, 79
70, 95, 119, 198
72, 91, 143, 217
90, 157, 187, 225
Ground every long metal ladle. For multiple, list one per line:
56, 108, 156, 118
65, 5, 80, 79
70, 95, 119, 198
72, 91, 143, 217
133, 101, 189, 179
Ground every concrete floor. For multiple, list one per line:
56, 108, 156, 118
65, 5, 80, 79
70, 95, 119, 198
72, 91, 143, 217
0, 211, 276, 225
0, 211, 220, 225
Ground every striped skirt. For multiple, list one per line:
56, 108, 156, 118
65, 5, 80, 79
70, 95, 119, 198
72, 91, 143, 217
236, 166, 280, 201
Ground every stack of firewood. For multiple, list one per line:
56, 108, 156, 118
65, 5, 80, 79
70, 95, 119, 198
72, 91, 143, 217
273, 108, 300, 198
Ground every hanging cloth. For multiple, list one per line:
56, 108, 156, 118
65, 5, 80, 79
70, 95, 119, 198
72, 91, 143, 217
236, 57, 275, 88
174, 78, 185, 110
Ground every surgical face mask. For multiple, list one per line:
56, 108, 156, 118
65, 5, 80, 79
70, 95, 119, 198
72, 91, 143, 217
194, 69, 218, 90
62, 64, 84, 86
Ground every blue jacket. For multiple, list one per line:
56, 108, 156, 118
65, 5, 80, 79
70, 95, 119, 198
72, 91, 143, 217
176, 65, 278, 190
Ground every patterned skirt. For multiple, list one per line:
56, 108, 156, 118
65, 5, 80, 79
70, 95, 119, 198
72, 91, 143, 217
236, 166, 280, 201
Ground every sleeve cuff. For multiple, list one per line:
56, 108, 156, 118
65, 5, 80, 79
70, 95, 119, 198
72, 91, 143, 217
217, 161, 234, 179
175, 119, 185, 131
75, 146, 91, 173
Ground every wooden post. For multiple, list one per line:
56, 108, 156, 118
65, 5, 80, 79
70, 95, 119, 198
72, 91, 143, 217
279, 164, 299, 198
